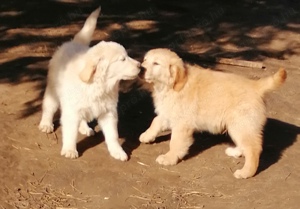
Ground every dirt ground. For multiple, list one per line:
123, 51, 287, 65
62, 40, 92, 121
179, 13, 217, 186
1, 0, 300, 208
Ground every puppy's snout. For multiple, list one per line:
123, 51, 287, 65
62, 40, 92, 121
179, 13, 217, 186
136, 61, 141, 68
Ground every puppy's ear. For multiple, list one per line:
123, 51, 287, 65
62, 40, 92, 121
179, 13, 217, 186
170, 63, 187, 91
79, 61, 97, 83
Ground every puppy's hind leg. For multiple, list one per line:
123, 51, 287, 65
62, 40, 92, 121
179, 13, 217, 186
60, 109, 80, 158
98, 113, 128, 161
225, 146, 243, 158
78, 120, 95, 136
39, 87, 59, 133
228, 126, 262, 179
156, 126, 194, 166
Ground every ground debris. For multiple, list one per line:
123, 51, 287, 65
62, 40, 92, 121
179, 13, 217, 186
4, 179, 90, 209
127, 186, 221, 208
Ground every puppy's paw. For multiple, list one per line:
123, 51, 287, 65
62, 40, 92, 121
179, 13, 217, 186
79, 126, 95, 137
139, 132, 156, 143
233, 169, 251, 179
109, 147, 128, 161
225, 147, 243, 158
61, 149, 79, 159
156, 153, 178, 166
39, 122, 54, 133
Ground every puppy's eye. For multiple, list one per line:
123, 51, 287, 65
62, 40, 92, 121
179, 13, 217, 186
153, 62, 159, 65
120, 57, 126, 61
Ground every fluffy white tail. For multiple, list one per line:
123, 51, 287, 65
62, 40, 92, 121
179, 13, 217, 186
73, 7, 101, 45
255, 68, 287, 96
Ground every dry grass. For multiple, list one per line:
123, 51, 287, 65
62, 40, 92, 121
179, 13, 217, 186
127, 185, 226, 209
3, 177, 89, 209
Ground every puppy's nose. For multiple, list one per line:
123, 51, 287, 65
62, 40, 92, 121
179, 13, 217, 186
137, 62, 141, 68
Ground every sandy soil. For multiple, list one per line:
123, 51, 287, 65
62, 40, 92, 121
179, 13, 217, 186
0, 0, 300, 208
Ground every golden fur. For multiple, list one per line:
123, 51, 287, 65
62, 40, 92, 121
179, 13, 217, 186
139, 48, 287, 179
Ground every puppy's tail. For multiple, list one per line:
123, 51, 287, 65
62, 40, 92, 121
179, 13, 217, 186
255, 68, 287, 96
73, 7, 101, 45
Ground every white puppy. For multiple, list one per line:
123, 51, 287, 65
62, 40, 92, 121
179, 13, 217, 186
39, 8, 140, 160
140, 48, 287, 179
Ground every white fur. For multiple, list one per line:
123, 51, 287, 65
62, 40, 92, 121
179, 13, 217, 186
39, 8, 140, 160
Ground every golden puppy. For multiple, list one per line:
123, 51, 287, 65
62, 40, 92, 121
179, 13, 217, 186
139, 48, 287, 179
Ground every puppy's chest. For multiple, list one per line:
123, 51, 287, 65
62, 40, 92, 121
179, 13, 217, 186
79, 96, 117, 121
153, 92, 177, 116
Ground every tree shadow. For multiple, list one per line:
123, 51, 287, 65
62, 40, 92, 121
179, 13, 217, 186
0, 56, 48, 83
105, 0, 300, 65
0, 56, 49, 118
1, 0, 299, 118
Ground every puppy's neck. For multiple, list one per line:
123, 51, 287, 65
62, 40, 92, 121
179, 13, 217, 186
152, 81, 162, 90
153, 82, 171, 95
88, 76, 120, 96
103, 78, 120, 94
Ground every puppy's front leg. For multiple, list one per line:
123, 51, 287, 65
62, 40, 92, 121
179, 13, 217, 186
156, 126, 194, 165
39, 87, 59, 133
98, 113, 128, 161
139, 116, 168, 143
60, 111, 80, 159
